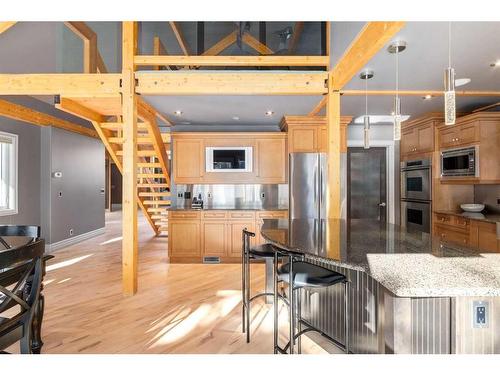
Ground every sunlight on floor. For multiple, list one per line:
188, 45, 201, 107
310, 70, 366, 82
46, 254, 93, 272
100, 236, 123, 246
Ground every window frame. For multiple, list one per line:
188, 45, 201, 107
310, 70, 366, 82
0, 131, 18, 216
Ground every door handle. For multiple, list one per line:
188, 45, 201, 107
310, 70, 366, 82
378, 202, 387, 207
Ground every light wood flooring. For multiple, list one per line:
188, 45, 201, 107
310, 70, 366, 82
11, 211, 339, 354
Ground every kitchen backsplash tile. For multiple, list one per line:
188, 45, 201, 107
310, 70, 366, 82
474, 185, 500, 214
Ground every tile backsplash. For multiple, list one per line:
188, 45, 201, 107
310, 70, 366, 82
474, 185, 500, 214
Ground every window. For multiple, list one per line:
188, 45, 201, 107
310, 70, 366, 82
0, 131, 18, 216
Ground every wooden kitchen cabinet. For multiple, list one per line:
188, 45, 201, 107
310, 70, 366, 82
438, 122, 479, 149
255, 211, 288, 245
169, 220, 201, 258
470, 220, 499, 253
173, 138, 203, 184
202, 221, 227, 257
280, 115, 352, 153
228, 221, 255, 257
256, 138, 287, 183
400, 114, 442, 160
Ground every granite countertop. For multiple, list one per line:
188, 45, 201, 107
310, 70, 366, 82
434, 210, 500, 224
168, 205, 288, 211
261, 218, 500, 298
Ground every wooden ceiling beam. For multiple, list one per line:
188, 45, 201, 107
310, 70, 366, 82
309, 96, 327, 116
331, 21, 405, 90
341, 90, 500, 97
55, 97, 106, 123
136, 71, 329, 95
0, 98, 98, 138
134, 55, 328, 67
288, 22, 304, 54
0, 22, 17, 35
202, 31, 237, 56
169, 22, 190, 55
241, 32, 274, 55
0, 73, 121, 96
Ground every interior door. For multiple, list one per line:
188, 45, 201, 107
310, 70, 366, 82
347, 147, 387, 221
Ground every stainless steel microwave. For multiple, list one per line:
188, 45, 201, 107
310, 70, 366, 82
440, 146, 479, 177
205, 146, 253, 172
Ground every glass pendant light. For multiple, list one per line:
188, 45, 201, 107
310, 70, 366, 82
359, 70, 374, 149
388, 40, 406, 141
444, 22, 456, 125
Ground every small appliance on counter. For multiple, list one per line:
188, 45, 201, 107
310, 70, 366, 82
191, 193, 204, 209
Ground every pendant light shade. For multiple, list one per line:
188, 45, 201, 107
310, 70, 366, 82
363, 115, 370, 149
393, 96, 402, 141
444, 67, 456, 125
359, 69, 374, 150
444, 22, 456, 126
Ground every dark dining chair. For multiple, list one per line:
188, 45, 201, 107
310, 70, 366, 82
0, 238, 45, 353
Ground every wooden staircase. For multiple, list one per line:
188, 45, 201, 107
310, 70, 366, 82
99, 111, 170, 235
56, 97, 171, 236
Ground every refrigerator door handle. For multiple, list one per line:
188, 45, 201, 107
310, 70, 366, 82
313, 164, 318, 212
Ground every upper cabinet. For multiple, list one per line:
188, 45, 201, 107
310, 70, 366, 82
400, 113, 443, 160
280, 115, 352, 153
172, 132, 287, 184
437, 112, 500, 184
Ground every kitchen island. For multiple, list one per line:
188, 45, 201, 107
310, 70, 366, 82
261, 218, 500, 354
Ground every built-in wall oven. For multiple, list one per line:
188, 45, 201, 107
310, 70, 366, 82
440, 146, 479, 177
400, 159, 431, 233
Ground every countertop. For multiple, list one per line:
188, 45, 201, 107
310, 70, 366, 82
261, 218, 500, 298
434, 210, 500, 224
168, 205, 288, 211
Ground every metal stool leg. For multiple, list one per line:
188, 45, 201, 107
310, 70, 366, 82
297, 288, 302, 354
344, 281, 350, 354
245, 247, 251, 343
273, 251, 279, 354
288, 255, 295, 354
241, 233, 246, 334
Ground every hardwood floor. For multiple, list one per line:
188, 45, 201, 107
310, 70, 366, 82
14, 210, 339, 354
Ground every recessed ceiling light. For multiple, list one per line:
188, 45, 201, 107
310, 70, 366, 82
422, 94, 433, 100
490, 60, 500, 67
174, 110, 183, 116
232, 116, 240, 121
265, 110, 274, 116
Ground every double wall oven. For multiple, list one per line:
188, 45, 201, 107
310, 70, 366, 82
400, 159, 431, 233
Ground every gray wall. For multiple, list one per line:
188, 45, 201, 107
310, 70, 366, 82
48, 127, 105, 243
0, 119, 41, 226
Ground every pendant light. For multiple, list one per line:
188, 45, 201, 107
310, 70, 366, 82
388, 40, 406, 141
444, 22, 456, 125
359, 70, 374, 149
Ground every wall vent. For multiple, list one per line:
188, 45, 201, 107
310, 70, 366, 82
203, 256, 221, 264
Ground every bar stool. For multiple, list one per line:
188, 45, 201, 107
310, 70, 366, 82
273, 250, 350, 354
241, 229, 279, 343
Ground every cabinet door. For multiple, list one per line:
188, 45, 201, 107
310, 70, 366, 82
470, 220, 498, 252
439, 128, 459, 149
289, 126, 317, 152
169, 221, 201, 257
173, 139, 203, 182
401, 128, 416, 156
457, 123, 479, 146
228, 221, 255, 257
202, 221, 227, 256
435, 225, 470, 247
256, 138, 286, 183
417, 123, 434, 153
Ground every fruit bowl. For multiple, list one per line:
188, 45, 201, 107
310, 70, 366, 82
460, 204, 485, 213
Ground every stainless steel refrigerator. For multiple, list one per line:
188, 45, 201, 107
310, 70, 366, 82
289, 153, 327, 220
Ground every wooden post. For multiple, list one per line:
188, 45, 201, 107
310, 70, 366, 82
326, 76, 341, 219
121, 21, 138, 296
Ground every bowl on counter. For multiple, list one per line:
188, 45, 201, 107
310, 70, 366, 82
460, 204, 485, 213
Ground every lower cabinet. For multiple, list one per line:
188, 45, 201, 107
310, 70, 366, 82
169, 210, 288, 262
433, 212, 499, 252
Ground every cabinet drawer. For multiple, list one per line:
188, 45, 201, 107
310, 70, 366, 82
169, 211, 201, 220
435, 213, 452, 225
256, 211, 288, 220
435, 225, 470, 246
452, 215, 470, 228
202, 211, 227, 220
229, 211, 256, 220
